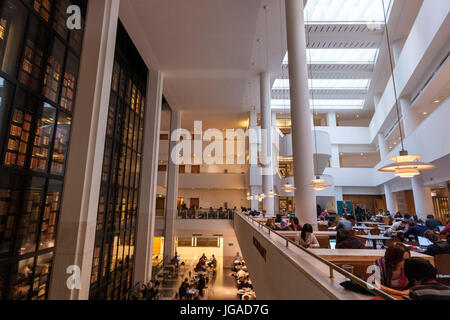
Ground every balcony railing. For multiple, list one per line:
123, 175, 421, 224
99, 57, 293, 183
176, 209, 235, 220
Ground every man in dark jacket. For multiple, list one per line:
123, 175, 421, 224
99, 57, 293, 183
404, 222, 429, 241
425, 215, 442, 231
179, 278, 189, 299
336, 229, 366, 249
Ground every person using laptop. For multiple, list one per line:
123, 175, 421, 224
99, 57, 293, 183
423, 230, 450, 256
386, 219, 409, 237
425, 215, 443, 231
404, 258, 450, 300
403, 221, 429, 242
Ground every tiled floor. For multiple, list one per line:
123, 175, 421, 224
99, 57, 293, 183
156, 262, 239, 300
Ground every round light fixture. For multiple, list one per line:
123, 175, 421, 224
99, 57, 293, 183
378, 151, 435, 178
267, 190, 277, 198
308, 176, 331, 191
282, 184, 296, 193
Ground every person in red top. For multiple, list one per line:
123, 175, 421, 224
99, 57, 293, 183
440, 218, 450, 235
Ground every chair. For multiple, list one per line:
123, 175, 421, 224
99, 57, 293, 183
404, 241, 419, 246
316, 235, 330, 249
318, 224, 329, 231
348, 229, 356, 237
434, 254, 450, 286
384, 238, 401, 248
370, 228, 381, 235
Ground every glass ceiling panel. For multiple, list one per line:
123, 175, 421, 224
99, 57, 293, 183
283, 49, 379, 65
305, 0, 394, 24
271, 99, 365, 110
273, 79, 371, 90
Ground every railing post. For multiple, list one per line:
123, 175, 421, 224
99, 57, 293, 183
329, 267, 334, 279
286, 240, 289, 247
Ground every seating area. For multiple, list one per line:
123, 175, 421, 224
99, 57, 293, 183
231, 258, 256, 300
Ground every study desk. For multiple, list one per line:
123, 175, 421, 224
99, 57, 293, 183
357, 235, 391, 249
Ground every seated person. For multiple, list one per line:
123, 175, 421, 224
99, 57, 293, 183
336, 215, 353, 231
289, 217, 303, 231
298, 224, 320, 248
237, 277, 253, 290
336, 229, 365, 249
404, 258, 450, 300
393, 212, 403, 219
275, 214, 283, 223
403, 221, 429, 241
319, 209, 329, 220
208, 255, 217, 269
318, 216, 329, 226
266, 218, 276, 230
423, 230, 450, 256
279, 219, 291, 231
386, 219, 409, 237
425, 215, 442, 231
236, 268, 247, 280
374, 243, 411, 296
440, 218, 450, 235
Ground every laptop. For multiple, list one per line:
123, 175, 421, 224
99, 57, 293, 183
437, 225, 445, 233
418, 236, 433, 249
329, 239, 336, 250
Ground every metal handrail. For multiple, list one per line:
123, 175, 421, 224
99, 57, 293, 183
239, 213, 397, 300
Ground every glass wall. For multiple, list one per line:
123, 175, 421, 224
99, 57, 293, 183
89, 21, 148, 301
0, 0, 87, 300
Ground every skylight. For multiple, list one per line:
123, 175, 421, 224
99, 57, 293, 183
271, 99, 365, 110
305, 0, 394, 24
273, 79, 371, 90
283, 49, 379, 65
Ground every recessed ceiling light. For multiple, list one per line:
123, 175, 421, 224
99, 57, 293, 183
356, 114, 360, 118
423, 112, 428, 115
394, 142, 397, 145
389, 147, 393, 149
433, 100, 440, 103
360, 153, 364, 156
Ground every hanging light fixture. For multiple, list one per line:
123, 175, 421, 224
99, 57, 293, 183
305, 7, 331, 191
308, 176, 331, 191
377, 0, 435, 178
267, 190, 277, 198
282, 184, 296, 193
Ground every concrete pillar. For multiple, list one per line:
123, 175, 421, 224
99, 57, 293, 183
392, 38, 406, 64
411, 175, 435, 221
134, 70, 163, 284
378, 133, 389, 159
260, 72, 274, 216
400, 98, 420, 137
331, 145, 340, 168
328, 112, 336, 127
285, 0, 317, 228
164, 111, 181, 264
49, 0, 120, 300
384, 183, 396, 215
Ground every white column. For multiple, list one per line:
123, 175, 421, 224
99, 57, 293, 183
134, 70, 163, 284
327, 112, 336, 127
260, 72, 274, 216
384, 183, 396, 215
285, 0, 317, 228
164, 111, 181, 264
49, 0, 120, 300
373, 93, 382, 110
331, 145, 340, 168
249, 109, 259, 211
250, 186, 259, 211
411, 175, 435, 221
400, 98, 420, 137
392, 38, 406, 64
378, 133, 389, 159
334, 186, 343, 215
